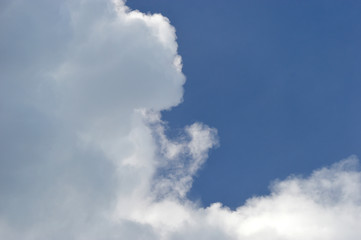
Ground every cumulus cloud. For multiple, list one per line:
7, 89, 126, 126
0, 0, 361, 239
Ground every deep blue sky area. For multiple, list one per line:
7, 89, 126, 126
127, 0, 361, 208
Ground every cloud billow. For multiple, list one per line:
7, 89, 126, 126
0, 0, 360, 239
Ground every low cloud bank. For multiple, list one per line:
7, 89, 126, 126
1, 0, 360, 239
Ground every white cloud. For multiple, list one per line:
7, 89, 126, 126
1, 0, 361, 239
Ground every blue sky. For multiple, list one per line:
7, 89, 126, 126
128, 0, 361, 208
2, 0, 361, 239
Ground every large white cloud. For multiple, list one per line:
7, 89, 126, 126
1, 0, 361, 239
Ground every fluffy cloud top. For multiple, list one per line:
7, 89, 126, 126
1, 0, 360, 239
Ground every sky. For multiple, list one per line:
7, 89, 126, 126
1, 0, 361, 239
127, 0, 361, 208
